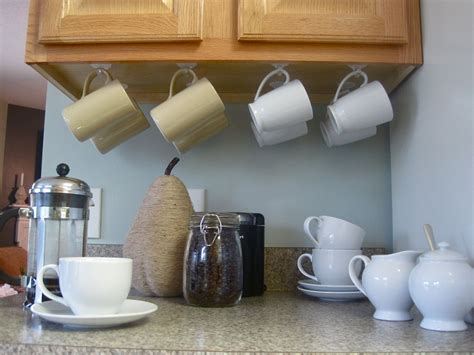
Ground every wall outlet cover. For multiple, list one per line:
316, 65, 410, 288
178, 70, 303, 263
187, 189, 206, 212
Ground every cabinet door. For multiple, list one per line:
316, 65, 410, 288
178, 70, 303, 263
38, 0, 203, 44
238, 0, 409, 44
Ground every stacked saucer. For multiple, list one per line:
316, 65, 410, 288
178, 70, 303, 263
297, 279, 365, 302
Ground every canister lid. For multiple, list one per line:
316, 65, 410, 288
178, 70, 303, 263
420, 242, 468, 262
190, 212, 240, 228
230, 212, 265, 226
30, 163, 92, 197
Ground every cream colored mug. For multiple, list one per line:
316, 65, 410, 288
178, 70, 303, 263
173, 113, 229, 153
150, 69, 225, 143
63, 69, 141, 142
91, 108, 150, 154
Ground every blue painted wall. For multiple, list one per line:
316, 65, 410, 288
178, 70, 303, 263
43, 84, 392, 248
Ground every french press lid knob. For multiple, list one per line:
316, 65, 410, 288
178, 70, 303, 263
30, 163, 92, 197
56, 163, 70, 177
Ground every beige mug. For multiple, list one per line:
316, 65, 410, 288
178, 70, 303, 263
173, 113, 229, 153
91, 108, 150, 154
150, 69, 225, 143
63, 69, 141, 142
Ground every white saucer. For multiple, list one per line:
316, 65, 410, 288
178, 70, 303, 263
298, 279, 358, 292
31, 299, 158, 327
297, 286, 366, 302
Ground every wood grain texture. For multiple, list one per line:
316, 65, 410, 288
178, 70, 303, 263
25, 0, 422, 103
238, 0, 409, 44
26, 0, 422, 64
38, 0, 203, 43
37, 62, 416, 104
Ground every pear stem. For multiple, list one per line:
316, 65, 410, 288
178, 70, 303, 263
165, 157, 180, 176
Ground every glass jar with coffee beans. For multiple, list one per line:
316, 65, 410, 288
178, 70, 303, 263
183, 213, 243, 307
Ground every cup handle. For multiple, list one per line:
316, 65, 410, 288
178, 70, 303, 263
168, 68, 198, 100
348, 255, 370, 297
37, 264, 68, 307
81, 69, 113, 98
303, 216, 322, 248
332, 70, 368, 104
297, 253, 319, 282
254, 68, 290, 102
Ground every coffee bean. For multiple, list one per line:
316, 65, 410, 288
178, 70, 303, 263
183, 227, 243, 307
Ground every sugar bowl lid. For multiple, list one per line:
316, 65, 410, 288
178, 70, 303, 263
420, 242, 468, 262
30, 163, 92, 197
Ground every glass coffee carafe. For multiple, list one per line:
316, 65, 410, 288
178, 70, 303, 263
20, 164, 92, 307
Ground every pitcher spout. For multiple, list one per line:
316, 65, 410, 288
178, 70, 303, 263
373, 250, 422, 262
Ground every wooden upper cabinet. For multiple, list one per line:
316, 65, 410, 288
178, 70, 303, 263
238, 0, 409, 44
38, 0, 203, 44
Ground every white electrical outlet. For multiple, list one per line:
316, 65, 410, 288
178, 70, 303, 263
88, 188, 102, 239
187, 189, 206, 212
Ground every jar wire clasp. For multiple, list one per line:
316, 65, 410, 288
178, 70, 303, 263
199, 213, 223, 247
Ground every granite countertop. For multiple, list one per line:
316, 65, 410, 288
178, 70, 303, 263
0, 292, 473, 354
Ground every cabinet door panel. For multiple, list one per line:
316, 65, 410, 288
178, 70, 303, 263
38, 0, 203, 43
238, 0, 408, 44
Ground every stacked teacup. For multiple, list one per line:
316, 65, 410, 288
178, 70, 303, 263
297, 216, 367, 302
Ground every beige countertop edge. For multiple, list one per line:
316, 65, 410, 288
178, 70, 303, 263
0, 292, 472, 354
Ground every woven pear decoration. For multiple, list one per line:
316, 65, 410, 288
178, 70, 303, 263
123, 158, 194, 296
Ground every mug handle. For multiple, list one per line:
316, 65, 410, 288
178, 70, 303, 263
254, 68, 290, 102
81, 69, 113, 98
168, 68, 198, 100
303, 216, 322, 248
37, 264, 68, 307
297, 253, 319, 282
348, 255, 370, 297
331, 70, 368, 104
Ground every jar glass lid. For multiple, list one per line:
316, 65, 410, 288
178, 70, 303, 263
190, 213, 240, 228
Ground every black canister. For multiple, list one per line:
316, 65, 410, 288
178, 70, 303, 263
232, 212, 265, 297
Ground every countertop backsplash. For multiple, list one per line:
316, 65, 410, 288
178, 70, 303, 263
87, 244, 384, 292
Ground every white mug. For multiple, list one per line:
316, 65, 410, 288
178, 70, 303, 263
327, 70, 393, 134
37, 257, 132, 316
320, 118, 376, 148
251, 121, 307, 147
248, 68, 313, 132
303, 216, 366, 250
297, 249, 362, 285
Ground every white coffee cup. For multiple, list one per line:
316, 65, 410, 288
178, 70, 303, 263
63, 69, 141, 142
151, 69, 225, 143
297, 249, 362, 285
248, 68, 313, 132
37, 257, 132, 316
327, 70, 393, 134
320, 119, 376, 148
251, 121, 307, 147
304, 216, 366, 250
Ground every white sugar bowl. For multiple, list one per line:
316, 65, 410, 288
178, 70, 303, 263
408, 242, 474, 332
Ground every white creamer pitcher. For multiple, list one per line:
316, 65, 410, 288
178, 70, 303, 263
348, 250, 422, 321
